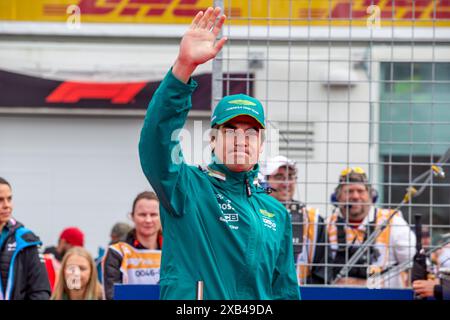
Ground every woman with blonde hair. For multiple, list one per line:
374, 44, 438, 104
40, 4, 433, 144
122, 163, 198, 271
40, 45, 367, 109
51, 246, 103, 300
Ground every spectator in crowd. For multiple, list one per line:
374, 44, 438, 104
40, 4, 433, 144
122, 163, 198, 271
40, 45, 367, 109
262, 155, 328, 284
326, 167, 416, 288
413, 276, 450, 300
43, 252, 58, 293
43, 226, 85, 291
102, 191, 162, 300
413, 233, 450, 300
110, 222, 133, 245
51, 247, 103, 300
44, 227, 85, 262
95, 222, 133, 283
0, 177, 51, 300
138, 7, 299, 300
420, 226, 442, 277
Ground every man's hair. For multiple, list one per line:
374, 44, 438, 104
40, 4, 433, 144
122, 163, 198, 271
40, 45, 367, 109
0, 177, 11, 188
110, 222, 132, 241
131, 191, 159, 216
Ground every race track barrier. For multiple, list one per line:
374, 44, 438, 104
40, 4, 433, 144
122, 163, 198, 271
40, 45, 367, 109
113, 284, 414, 300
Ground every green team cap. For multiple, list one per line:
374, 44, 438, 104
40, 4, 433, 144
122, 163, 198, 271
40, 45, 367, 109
211, 94, 265, 129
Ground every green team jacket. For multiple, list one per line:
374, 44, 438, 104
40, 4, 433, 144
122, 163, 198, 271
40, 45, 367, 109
139, 69, 300, 300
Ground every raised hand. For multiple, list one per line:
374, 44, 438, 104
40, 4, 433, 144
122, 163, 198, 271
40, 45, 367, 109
173, 7, 227, 83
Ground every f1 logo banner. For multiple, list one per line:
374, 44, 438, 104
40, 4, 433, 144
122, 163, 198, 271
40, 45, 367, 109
0, 69, 253, 111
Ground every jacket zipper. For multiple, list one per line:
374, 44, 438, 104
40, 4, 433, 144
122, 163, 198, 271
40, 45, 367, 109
242, 175, 264, 298
245, 177, 252, 197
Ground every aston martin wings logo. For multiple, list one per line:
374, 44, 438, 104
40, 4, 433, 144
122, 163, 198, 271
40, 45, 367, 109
228, 99, 256, 106
260, 209, 275, 218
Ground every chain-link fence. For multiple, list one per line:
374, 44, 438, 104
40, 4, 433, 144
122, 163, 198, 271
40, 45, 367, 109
213, 0, 450, 287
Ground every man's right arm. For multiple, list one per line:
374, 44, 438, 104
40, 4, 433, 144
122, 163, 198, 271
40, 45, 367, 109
138, 7, 227, 216
138, 69, 198, 216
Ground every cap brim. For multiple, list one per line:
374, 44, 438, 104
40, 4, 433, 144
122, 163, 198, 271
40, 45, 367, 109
265, 162, 296, 176
213, 114, 265, 129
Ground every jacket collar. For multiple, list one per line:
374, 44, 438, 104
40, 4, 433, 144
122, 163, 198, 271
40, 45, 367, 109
4, 218, 21, 236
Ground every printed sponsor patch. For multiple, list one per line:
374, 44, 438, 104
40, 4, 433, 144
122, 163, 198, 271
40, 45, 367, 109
260, 209, 275, 218
216, 193, 239, 229
262, 218, 277, 231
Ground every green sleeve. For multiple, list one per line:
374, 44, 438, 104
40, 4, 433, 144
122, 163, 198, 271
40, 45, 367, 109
139, 68, 198, 216
272, 211, 301, 300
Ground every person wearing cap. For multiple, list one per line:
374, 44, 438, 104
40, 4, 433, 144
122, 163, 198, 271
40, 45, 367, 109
262, 155, 328, 285
44, 227, 85, 263
0, 177, 51, 300
326, 167, 416, 288
42, 227, 84, 292
138, 7, 299, 300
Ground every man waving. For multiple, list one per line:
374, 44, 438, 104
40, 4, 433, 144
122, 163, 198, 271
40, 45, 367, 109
139, 7, 299, 300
